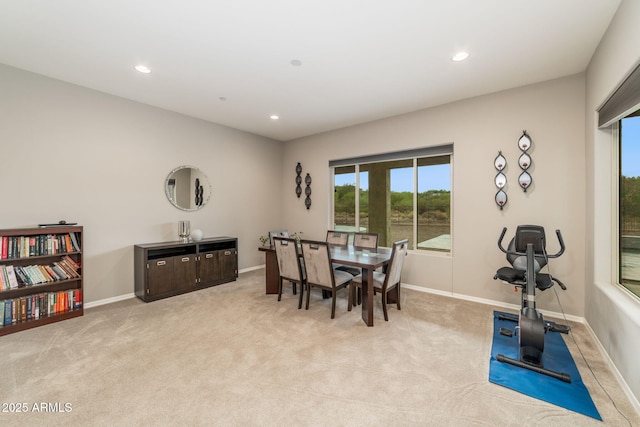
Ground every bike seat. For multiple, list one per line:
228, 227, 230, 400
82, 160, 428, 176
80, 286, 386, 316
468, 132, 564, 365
495, 266, 524, 283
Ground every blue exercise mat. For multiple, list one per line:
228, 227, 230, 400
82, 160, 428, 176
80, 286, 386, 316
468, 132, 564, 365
489, 311, 601, 420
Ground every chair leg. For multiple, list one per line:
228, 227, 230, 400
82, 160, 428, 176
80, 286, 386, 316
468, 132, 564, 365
382, 294, 389, 321
347, 284, 353, 312
277, 278, 283, 301
396, 284, 401, 311
305, 284, 311, 310
331, 290, 336, 319
298, 282, 304, 309
293, 283, 297, 295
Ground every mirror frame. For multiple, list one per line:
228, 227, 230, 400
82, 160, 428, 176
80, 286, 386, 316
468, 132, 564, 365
165, 165, 212, 211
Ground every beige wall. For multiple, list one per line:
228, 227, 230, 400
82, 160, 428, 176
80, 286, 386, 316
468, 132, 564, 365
0, 63, 284, 303
585, 0, 640, 403
283, 74, 586, 317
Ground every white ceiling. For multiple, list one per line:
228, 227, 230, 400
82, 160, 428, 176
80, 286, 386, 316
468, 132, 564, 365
0, 0, 621, 141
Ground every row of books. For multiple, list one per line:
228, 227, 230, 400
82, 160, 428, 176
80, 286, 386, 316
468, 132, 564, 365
0, 256, 81, 290
2, 290, 82, 326
0, 232, 81, 260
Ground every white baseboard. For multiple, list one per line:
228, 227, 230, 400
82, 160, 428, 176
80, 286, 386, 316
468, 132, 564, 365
401, 282, 584, 323
239, 265, 265, 274
85, 293, 135, 309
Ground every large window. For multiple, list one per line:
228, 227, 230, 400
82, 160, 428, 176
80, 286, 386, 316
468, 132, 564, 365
332, 147, 451, 251
619, 112, 640, 298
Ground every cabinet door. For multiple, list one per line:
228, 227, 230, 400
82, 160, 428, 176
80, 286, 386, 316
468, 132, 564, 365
219, 249, 238, 280
173, 255, 197, 291
147, 258, 174, 297
199, 251, 219, 285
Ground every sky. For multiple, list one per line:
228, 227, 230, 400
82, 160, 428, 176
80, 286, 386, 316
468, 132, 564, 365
622, 115, 640, 177
335, 164, 451, 192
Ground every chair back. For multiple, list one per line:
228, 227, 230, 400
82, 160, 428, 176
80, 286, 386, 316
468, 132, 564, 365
354, 232, 378, 250
300, 240, 335, 288
273, 237, 303, 282
326, 230, 349, 246
269, 230, 289, 247
384, 239, 409, 289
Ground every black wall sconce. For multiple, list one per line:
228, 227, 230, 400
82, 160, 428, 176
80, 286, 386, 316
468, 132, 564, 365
295, 162, 302, 198
518, 131, 533, 192
494, 151, 507, 209
304, 173, 312, 209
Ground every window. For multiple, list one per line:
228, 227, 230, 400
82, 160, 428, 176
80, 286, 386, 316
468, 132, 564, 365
332, 147, 452, 251
619, 112, 640, 298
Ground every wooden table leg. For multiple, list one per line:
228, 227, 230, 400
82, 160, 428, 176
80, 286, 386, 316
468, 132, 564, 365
264, 250, 280, 294
361, 267, 374, 326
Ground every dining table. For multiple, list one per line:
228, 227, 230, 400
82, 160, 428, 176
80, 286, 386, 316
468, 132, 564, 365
329, 245, 393, 326
258, 244, 393, 326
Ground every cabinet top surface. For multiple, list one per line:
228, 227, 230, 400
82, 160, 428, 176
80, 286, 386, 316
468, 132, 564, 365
135, 236, 236, 249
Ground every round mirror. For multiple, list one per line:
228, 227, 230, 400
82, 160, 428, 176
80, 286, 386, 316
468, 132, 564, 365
165, 165, 212, 211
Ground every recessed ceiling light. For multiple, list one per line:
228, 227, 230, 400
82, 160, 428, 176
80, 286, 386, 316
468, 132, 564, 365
290, 59, 302, 67
270, 115, 280, 120
134, 65, 151, 74
452, 52, 469, 62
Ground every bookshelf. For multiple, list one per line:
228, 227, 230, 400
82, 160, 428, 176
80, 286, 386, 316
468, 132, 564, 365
0, 226, 83, 336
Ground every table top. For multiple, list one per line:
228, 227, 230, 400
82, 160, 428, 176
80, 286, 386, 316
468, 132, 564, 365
260, 244, 391, 269
329, 246, 392, 269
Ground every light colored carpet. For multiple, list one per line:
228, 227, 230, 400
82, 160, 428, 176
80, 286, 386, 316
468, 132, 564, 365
0, 270, 638, 426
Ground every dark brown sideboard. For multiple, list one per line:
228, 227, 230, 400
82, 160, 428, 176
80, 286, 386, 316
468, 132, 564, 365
134, 237, 237, 302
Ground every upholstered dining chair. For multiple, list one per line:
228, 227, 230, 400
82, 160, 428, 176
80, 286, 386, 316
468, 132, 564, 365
326, 230, 349, 246
273, 236, 305, 309
353, 232, 379, 250
348, 239, 408, 321
339, 232, 380, 304
300, 239, 353, 319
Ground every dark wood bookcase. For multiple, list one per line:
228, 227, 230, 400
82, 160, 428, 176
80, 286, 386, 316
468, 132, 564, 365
134, 236, 238, 302
0, 226, 83, 336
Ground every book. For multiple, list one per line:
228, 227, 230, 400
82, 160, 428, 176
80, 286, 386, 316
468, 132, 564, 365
5, 266, 19, 289
3, 300, 11, 326
1, 236, 7, 259
74, 289, 82, 309
69, 232, 80, 252
14, 266, 30, 286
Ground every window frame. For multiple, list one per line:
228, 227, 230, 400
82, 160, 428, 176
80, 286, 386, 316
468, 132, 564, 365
330, 146, 452, 253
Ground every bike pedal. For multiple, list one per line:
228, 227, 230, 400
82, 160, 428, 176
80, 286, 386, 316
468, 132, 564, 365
548, 324, 570, 334
499, 327, 514, 337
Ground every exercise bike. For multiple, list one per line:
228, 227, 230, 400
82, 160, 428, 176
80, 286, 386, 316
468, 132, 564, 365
494, 225, 571, 383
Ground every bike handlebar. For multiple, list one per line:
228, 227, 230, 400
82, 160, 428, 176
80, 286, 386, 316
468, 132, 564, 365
497, 227, 565, 257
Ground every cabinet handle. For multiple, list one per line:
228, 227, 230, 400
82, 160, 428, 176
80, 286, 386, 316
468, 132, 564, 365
157, 260, 166, 266
224, 250, 231, 256
205, 253, 214, 259
181, 257, 190, 262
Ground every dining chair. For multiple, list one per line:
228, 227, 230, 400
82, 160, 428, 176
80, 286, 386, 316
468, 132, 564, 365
272, 236, 304, 309
340, 232, 380, 305
348, 239, 408, 321
325, 230, 349, 246
300, 239, 353, 319
269, 230, 289, 247
353, 232, 379, 250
